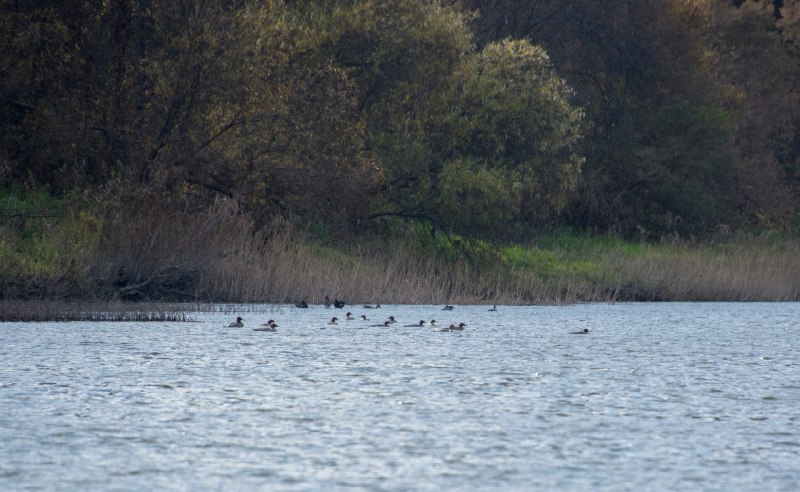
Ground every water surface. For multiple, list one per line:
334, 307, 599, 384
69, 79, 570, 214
1, 302, 798, 490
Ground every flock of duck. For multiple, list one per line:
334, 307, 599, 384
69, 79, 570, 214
225, 302, 481, 333
226, 301, 591, 335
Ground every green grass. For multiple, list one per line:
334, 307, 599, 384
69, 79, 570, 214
497, 230, 800, 301
1, 187, 102, 297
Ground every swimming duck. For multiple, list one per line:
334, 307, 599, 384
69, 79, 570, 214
328, 317, 338, 325
488, 304, 497, 312
295, 300, 309, 308
429, 319, 437, 327
254, 321, 278, 332
403, 320, 426, 327
228, 316, 244, 327
363, 304, 381, 309
436, 322, 466, 332
370, 320, 392, 327
360, 315, 369, 321
345, 312, 354, 320
571, 328, 589, 334
385, 316, 396, 324
334, 299, 346, 308
442, 305, 454, 311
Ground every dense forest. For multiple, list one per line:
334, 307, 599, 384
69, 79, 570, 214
2, 0, 800, 302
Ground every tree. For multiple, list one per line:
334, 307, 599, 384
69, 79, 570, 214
318, 3, 584, 238
711, 0, 800, 231
0, 1, 102, 189
460, 0, 741, 238
433, 39, 583, 234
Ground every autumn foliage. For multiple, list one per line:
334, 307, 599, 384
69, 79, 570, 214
2, 0, 799, 240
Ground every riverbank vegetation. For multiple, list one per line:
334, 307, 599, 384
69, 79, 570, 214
2, 192, 798, 303
2, 1, 800, 303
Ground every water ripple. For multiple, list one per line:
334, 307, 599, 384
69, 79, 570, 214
1, 302, 799, 490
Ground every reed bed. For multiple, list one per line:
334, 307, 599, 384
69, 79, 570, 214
100, 205, 800, 304
606, 241, 800, 301
0, 300, 194, 322
0, 300, 284, 322
6, 198, 800, 306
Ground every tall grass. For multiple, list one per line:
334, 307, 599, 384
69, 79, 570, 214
606, 239, 800, 301
4, 192, 800, 304
191, 223, 800, 304
500, 233, 800, 302
197, 223, 513, 304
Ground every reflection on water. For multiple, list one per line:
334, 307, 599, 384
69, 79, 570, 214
1, 303, 799, 490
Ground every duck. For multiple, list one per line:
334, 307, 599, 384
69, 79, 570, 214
345, 312, 354, 320
428, 319, 437, 327
334, 299, 346, 308
403, 320, 426, 327
228, 316, 244, 327
385, 316, 396, 324
488, 304, 497, 312
370, 320, 392, 327
360, 315, 369, 321
442, 305, 454, 311
295, 300, 309, 308
328, 317, 338, 325
254, 321, 278, 332
363, 304, 381, 309
571, 328, 590, 334
435, 322, 466, 332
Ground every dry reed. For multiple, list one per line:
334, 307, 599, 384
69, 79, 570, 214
0, 300, 195, 322
607, 242, 800, 301
42, 200, 800, 305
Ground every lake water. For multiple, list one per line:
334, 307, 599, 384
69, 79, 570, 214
1, 302, 798, 491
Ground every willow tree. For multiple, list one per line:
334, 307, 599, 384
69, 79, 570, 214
431, 39, 584, 237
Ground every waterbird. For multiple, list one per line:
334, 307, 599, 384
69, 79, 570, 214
442, 305, 454, 311
254, 321, 278, 332
334, 299, 346, 309
328, 317, 338, 325
429, 319, 437, 327
360, 315, 369, 321
363, 304, 381, 309
228, 316, 244, 327
403, 320, 426, 327
571, 328, 590, 334
488, 304, 497, 312
436, 322, 466, 332
385, 316, 396, 324
345, 312, 354, 320
370, 320, 392, 327
295, 300, 309, 308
